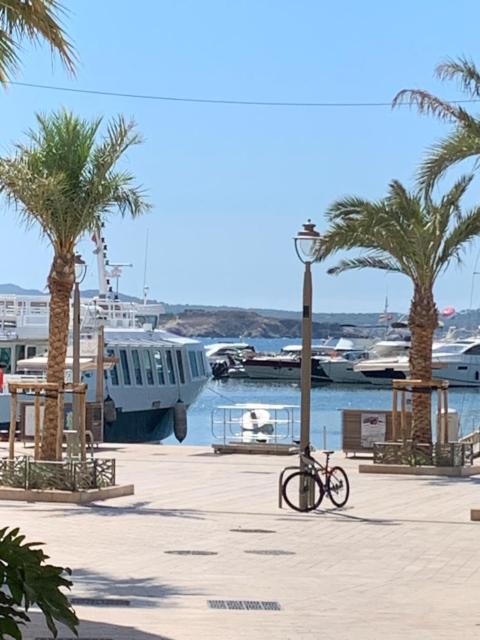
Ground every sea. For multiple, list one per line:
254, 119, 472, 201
164, 338, 480, 448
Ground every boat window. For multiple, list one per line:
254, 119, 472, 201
119, 349, 131, 385
153, 349, 165, 384
15, 345, 25, 364
165, 350, 176, 384
466, 345, 480, 356
432, 344, 466, 354
143, 350, 155, 385
107, 348, 119, 385
131, 349, 143, 385
176, 350, 186, 384
196, 350, 206, 376
0, 347, 11, 374
27, 346, 36, 358
189, 351, 199, 378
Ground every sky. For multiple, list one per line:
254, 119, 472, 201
1, 0, 480, 313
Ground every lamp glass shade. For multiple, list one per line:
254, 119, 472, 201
294, 220, 320, 263
74, 256, 87, 284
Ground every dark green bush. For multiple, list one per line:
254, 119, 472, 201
0, 527, 78, 639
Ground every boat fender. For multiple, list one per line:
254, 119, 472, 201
104, 395, 117, 423
174, 400, 188, 443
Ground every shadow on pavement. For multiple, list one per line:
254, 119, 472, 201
24, 610, 174, 639
48, 501, 205, 520
70, 567, 198, 609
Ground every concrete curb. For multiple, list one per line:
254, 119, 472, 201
0, 483, 134, 503
358, 464, 480, 477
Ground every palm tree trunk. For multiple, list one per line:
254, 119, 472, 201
408, 284, 438, 443
40, 253, 75, 461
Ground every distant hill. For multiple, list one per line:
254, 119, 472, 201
1, 282, 479, 334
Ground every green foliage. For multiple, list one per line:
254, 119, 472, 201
0, 109, 151, 255
0, 526, 78, 639
317, 177, 480, 288
0, 0, 75, 83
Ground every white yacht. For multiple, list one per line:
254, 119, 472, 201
431, 340, 480, 387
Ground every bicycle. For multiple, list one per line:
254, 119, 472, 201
281, 448, 350, 512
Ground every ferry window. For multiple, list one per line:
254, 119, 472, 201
165, 350, 176, 384
196, 351, 206, 376
189, 351, 199, 378
131, 349, 143, 385
119, 349, 131, 385
27, 346, 36, 358
153, 350, 165, 385
107, 348, 119, 386
176, 350, 186, 384
15, 345, 25, 362
0, 347, 11, 373
143, 350, 155, 385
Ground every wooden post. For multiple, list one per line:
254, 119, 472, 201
96, 324, 104, 403
79, 386, 87, 461
8, 389, 17, 460
34, 392, 41, 461
400, 387, 406, 443
436, 386, 442, 444
56, 386, 64, 461
443, 386, 449, 444
392, 386, 398, 441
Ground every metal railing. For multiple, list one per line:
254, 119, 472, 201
211, 404, 299, 446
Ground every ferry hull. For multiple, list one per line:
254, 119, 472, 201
104, 407, 174, 443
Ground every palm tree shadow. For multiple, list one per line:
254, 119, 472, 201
26, 609, 174, 639
48, 500, 205, 520
70, 567, 199, 609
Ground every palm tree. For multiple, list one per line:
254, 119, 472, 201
393, 56, 480, 191
316, 177, 480, 442
0, 0, 74, 83
0, 110, 150, 459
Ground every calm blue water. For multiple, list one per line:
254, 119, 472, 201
165, 338, 480, 447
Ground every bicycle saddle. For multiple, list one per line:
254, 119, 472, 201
323, 450, 334, 455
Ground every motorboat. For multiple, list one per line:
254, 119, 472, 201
206, 342, 255, 379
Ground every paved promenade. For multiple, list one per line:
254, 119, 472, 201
2, 443, 480, 639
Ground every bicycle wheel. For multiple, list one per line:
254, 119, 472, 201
326, 466, 350, 507
282, 471, 324, 512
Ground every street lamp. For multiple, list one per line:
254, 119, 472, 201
73, 254, 87, 433
294, 220, 320, 510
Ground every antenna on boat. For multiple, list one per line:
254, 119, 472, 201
92, 226, 110, 298
142, 229, 149, 306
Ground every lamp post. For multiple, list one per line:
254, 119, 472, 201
294, 220, 320, 510
73, 254, 87, 433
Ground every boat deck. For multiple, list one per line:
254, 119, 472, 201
4, 443, 480, 639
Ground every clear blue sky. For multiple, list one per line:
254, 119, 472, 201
1, 0, 480, 313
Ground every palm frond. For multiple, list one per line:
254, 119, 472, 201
392, 89, 465, 122
436, 56, 480, 97
0, 109, 150, 253
0, 0, 75, 83
327, 255, 402, 275
435, 206, 480, 274
418, 128, 480, 191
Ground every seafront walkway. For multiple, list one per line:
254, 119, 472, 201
3, 443, 480, 639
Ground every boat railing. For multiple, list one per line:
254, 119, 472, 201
211, 403, 299, 446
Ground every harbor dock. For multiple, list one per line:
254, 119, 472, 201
5, 443, 480, 639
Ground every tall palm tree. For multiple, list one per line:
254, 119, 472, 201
316, 177, 480, 442
0, 0, 74, 83
393, 56, 480, 191
0, 110, 150, 459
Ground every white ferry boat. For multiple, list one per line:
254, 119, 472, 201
0, 234, 210, 442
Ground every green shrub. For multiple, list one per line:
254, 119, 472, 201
0, 527, 78, 639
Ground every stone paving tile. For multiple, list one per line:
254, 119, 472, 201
2, 443, 480, 639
